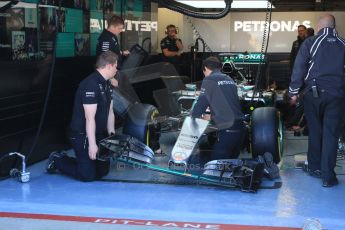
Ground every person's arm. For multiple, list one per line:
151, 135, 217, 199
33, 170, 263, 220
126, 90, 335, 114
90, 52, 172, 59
161, 38, 181, 57
289, 95, 298, 106
121, 50, 130, 56
162, 48, 179, 57
107, 100, 115, 135
99, 34, 121, 56
191, 80, 211, 118
191, 93, 209, 118
110, 77, 118, 87
98, 34, 112, 53
83, 104, 98, 160
289, 40, 310, 101
175, 38, 183, 52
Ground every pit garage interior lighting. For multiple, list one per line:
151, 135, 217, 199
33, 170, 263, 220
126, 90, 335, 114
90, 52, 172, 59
176, 0, 275, 9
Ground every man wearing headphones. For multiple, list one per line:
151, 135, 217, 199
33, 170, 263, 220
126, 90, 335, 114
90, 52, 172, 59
191, 56, 245, 160
160, 24, 184, 75
160, 24, 183, 57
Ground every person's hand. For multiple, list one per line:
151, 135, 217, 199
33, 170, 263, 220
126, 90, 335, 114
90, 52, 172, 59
202, 114, 211, 121
88, 144, 98, 160
122, 50, 130, 56
108, 131, 115, 137
289, 95, 298, 106
110, 78, 118, 87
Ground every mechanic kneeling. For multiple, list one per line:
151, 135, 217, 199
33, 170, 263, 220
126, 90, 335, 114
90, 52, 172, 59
46, 51, 117, 181
191, 56, 245, 160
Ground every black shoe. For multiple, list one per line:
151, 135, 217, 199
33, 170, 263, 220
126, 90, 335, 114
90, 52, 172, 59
322, 177, 339, 187
309, 170, 322, 178
302, 164, 322, 178
46, 151, 65, 174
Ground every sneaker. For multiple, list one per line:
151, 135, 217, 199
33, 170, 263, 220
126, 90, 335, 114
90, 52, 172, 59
46, 151, 65, 174
258, 152, 280, 180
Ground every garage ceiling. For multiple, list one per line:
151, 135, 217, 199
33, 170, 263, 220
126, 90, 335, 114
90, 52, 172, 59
272, 0, 345, 11
167, 0, 345, 11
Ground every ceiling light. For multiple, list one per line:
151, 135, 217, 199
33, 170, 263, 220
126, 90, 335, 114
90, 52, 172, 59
0, 1, 10, 8
176, 0, 274, 9
0, 1, 38, 9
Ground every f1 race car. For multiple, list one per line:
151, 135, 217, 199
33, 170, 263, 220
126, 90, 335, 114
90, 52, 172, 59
113, 76, 283, 162
100, 75, 282, 192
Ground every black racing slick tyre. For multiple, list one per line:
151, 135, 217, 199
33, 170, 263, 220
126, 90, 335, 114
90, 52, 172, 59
122, 103, 160, 151
251, 107, 283, 164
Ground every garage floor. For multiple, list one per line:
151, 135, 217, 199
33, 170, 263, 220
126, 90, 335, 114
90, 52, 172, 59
0, 130, 345, 230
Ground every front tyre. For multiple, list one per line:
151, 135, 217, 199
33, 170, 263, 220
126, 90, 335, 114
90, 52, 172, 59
251, 107, 283, 163
122, 103, 160, 151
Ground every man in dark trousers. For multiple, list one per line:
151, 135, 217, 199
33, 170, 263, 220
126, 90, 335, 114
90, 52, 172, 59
290, 24, 307, 72
191, 56, 245, 160
289, 14, 345, 187
46, 51, 117, 181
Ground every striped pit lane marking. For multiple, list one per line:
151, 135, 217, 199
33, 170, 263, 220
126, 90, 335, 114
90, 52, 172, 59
0, 212, 299, 230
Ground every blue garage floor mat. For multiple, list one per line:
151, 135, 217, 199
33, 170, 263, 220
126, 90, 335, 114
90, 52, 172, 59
1, 131, 345, 229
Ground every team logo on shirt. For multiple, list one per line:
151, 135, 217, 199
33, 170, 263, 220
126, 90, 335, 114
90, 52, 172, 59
85, 92, 95, 97
218, 80, 235, 86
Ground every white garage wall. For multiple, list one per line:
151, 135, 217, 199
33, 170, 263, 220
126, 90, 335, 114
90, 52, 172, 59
157, 8, 345, 53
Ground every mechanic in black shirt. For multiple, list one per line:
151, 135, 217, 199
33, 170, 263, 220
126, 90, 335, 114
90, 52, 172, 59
289, 14, 345, 187
160, 24, 183, 57
96, 15, 129, 66
160, 24, 184, 75
46, 51, 117, 181
191, 56, 245, 160
96, 15, 129, 89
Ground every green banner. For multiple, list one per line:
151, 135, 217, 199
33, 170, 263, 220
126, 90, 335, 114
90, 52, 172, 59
90, 33, 100, 56
56, 33, 75, 57
65, 8, 83, 33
